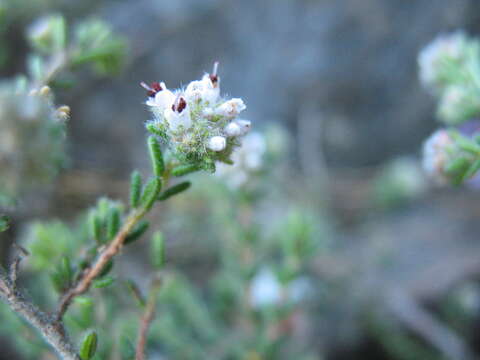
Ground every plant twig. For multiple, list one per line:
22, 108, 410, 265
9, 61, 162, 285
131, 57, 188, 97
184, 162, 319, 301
135, 276, 162, 360
56, 209, 147, 321
0, 263, 79, 359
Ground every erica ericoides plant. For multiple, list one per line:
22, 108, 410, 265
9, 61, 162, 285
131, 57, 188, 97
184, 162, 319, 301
0, 57, 254, 359
418, 31, 480, 186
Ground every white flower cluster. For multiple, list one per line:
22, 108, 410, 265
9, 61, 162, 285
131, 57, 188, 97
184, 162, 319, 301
249, 267, 313, 308
418, 31, 469, 93
143, 63, 251, 171
422, 129, 455, 184
0, 84, 67, 205
437, 84, 480, 125
216, 132, 267, 188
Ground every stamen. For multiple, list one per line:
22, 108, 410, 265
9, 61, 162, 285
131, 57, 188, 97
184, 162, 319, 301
177, 97, 187, 113
151, 82, 162, 92
209, 61, 219, 85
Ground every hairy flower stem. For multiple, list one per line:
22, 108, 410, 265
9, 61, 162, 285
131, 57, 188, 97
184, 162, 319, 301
0, 276, 80, 360
56, 208, 147, 321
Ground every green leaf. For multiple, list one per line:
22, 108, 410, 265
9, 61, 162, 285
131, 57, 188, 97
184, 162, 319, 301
50, 256, 73, 293
148, 136, 164, 177
124, 220, 149, 245
80, 331, 98, 360
125, 280, 146, 308
75, 296, 94, 307
450, 131, 480, 154
445, 156, 471, 175
145, 122, 165, 137
89, 211, 102, 244
463, 157, 480, 181
0, 215, 9, 232
151, 231, 165, 269
171, 164, 199, 177
99, 259, 114, 278
106, 207, 120, 240
140, 177, 162, 210
93, 276, 115, 289
130, 171, 142, 208
158, 181, 191, 201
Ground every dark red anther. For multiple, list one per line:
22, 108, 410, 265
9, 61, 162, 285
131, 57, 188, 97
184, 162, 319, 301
209, 74, 219, 85
172, 97, 187, 113
141, 81, 164, 98
151, 82, 162, 92
177, 98, 187, 112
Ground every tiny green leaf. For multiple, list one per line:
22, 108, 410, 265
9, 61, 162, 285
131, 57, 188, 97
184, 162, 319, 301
463, 157, 480, 181
151, 231, 165, 269
107, 207, 120, 240
445, 156, 470, 175
130, 171, 142, 208
50, 256, 73, 293
99, 259, 114, 278
148, 136, 164, 177
158, 181, 191, 201
140, 177, 162, 210
74, 296, 94, 307
89, 212, 102, 244
0, 215, 9, 232
124, 220, 149, 245
80, 331, 98, 360
145, 122, 165, 137
93, 276, 115, 288
125, 280, 146, 308
171, 164, 199, 177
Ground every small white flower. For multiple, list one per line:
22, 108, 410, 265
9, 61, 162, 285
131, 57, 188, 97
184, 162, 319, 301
235, 119, 251, 135
207, 136, 227, 152
418, 31, 468, 91
199, 74, 220, 104
185, 63, 220, 104
437, 85, 478, 124
164, 96, 192, 131
184, 80, 205, 103
422, 129, 454, 184
216, 98, 246, 118
250, 268, 282, 308
144, 82, 176, 111
224, 122, 242, 137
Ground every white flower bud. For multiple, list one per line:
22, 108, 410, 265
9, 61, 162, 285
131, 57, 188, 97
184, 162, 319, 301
216, 98, 246, 118
185, 80, 204, 103
418, 31, 468, 91
236, 119, 251, 135
164, 97, 192, 131
208, 136, 227, 152
224, 122, 242, 137
250, 268, 282, 308
422, 129, 454, 184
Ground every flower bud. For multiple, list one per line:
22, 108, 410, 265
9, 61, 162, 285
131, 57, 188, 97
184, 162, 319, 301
208, 136, 227, 152
418, 31, 469, 92
422, 129, 455, 184
237, 119, 251, 134
216, 98, 246, 118
224, 122, 242, 137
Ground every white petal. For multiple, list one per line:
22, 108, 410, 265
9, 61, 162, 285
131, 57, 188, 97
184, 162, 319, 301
208, 136, 226, 151
216, 98, 246, 118
224, 122, 242, 137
